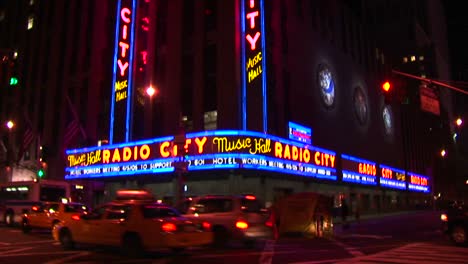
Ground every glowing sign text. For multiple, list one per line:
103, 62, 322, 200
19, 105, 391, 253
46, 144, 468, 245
379, 164, 406, 190
341, 154, 377, 185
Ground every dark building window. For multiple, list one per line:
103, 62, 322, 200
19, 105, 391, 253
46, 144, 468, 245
204, 0, 216, 32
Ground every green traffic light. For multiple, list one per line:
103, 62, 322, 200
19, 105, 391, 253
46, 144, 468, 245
37, 169, 44, 178
9, 77, 18, 86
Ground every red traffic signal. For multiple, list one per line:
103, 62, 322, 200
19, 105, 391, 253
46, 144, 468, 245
382, 81, 391, 92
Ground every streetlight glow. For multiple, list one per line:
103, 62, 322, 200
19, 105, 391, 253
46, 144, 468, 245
455, 118, 462, 127
440, 149, 446, 157
6, 120, 14, 129
146, 86, 156, 97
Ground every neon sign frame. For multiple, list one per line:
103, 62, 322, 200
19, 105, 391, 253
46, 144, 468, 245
241, 0, 267, 132
110, 0, 137, 144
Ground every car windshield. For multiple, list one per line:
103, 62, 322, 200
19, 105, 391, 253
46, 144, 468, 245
64, 203, 88, 213
190, 198, 233, 214
241, 198, 262, 213
141, 205, 181, 218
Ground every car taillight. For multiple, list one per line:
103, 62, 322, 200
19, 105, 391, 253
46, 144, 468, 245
440, 213, 448, 222
71, 214, 80, 221
162, 222, 177, 232
265, 218, 273, 227
202, 221, 211, 231
236, 220, 249, 229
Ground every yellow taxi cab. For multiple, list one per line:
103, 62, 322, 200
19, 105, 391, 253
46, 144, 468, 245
52, 191, 213, 256
22, 201, 88, 233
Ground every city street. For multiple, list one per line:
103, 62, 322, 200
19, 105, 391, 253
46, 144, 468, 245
0, 210, 467, 264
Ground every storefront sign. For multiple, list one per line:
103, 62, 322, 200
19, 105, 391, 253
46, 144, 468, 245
379, 164, 406, 190
110, 0, 136, 143
341, 154, 377, 185
65, 130, 337, 180
408, 172, 430, 193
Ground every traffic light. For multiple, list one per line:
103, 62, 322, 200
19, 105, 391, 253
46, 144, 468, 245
9, 76, 18, 86
37, 168, 45, 178
381, 80, 393, 104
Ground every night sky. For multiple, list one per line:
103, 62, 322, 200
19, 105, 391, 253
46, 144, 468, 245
443, 1, 468, 155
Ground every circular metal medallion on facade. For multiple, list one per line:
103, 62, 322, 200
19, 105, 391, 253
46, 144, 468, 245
317, 64, 336, 108
382, 105, 393, 135
353, 86, 368, 125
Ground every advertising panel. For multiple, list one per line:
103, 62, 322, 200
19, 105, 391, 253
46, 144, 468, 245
288, 122, 312, 144
407, 172, 430, 193
341, 154, 377, 185
379, 164, 406, 190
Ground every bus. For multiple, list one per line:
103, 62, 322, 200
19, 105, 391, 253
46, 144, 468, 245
0, 179, 71, 226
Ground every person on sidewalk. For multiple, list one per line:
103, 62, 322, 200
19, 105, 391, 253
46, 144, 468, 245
341, 199, 349, 229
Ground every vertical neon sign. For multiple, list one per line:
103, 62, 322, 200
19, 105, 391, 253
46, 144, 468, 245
110, 0, 137, 144
241, 0, 267, 132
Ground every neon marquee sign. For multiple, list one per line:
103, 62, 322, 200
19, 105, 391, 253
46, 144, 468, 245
65, 130, 337, 181
110, 0, 137, 143
379, 164, 406, 190
341, 154, 377, 185
241, 0, 267, 132
408, 172, 430, 193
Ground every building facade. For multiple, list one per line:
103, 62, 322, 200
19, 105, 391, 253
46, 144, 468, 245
1, 0, 454, 210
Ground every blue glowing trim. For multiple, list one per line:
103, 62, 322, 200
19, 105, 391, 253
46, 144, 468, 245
125, 0, 137, 142
109, 0, 122, 144
241, 1, 247, 130
65, 167, 174, 180
342, 170, 377, 185
65, 158, 176, 179
186, 153, 337, 180
379, 178, 407, 190
408, 184, 430, 193
260, 0, 267, 133
66, 136, 174, 155
65, 157, 176, 172
379, 164, 405, 175
341, 154, 376, 165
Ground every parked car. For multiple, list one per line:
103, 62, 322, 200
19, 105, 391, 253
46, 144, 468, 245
441, 205, 468, 245
184, 194, 273, 247
52, 199, 213, 256
22, 201, 89, 233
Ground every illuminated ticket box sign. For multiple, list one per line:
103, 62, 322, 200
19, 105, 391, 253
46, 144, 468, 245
241, 0, 268, 131
65, 130, 337, 181
379, 164, 406, 190
407, 172, 430, 193
110, 0, 136, 143
341, 154, 377, 185
288, 122, 312, 144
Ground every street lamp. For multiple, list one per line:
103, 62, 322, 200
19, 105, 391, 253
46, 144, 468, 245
455, 118, 463, 127
6, 120, 14, 130
440, 149, 446, 157
146, 86, 156, 97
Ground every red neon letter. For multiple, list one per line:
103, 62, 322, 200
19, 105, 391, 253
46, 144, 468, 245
250, 0, 255, 8
119, 42, 129, 57
246, 11, 259, 29
246, 32, 260, 50
117, 60, 129, 76
121, 8, 131, 23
